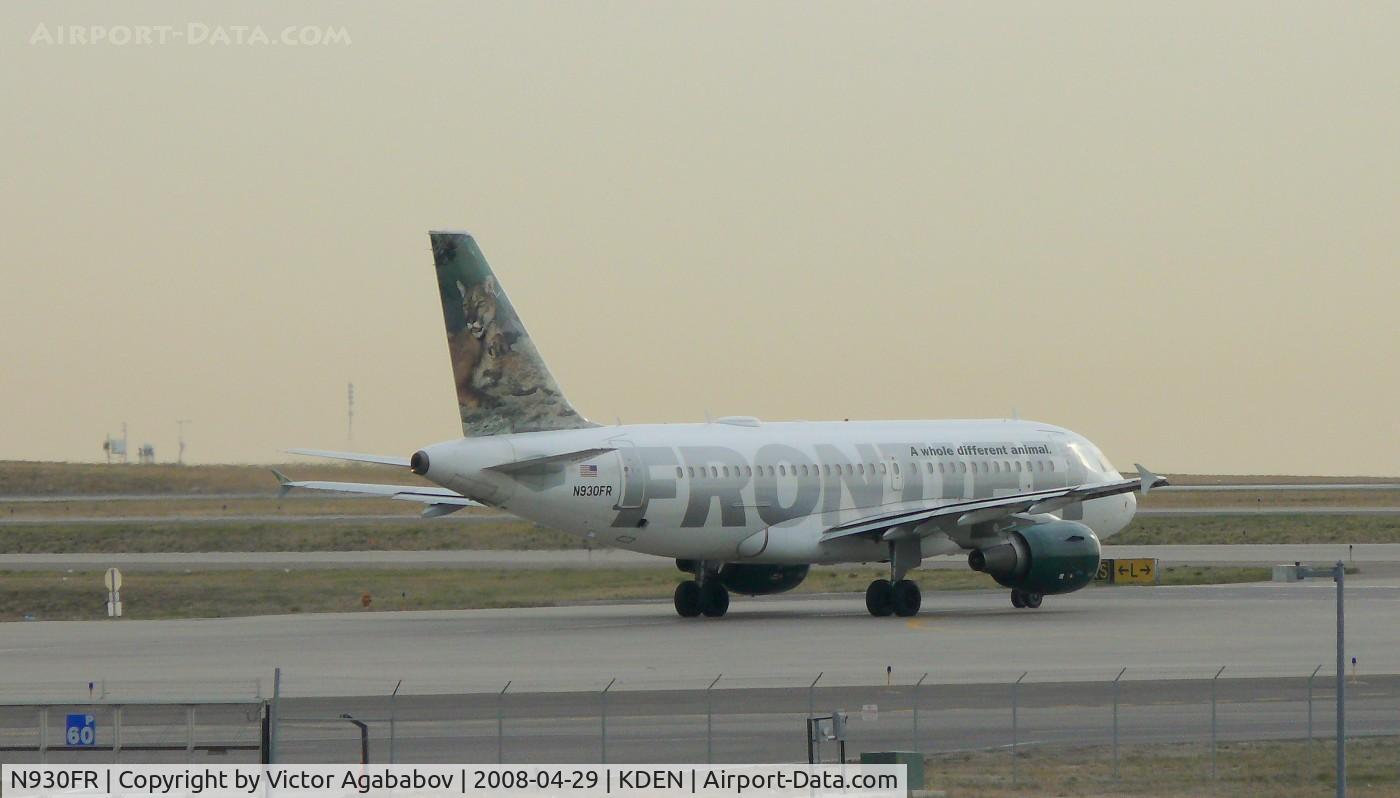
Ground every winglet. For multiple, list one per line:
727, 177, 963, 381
1135, 463, 1167, 496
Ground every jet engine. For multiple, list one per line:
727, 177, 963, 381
717, 564, 810, 596
967, 521, 1101, 595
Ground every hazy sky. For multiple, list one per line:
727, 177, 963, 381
3, 2, 1397, 475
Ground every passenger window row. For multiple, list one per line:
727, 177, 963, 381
671, 458, 1057, 479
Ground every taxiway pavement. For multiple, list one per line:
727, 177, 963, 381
2, 544, 1395, 571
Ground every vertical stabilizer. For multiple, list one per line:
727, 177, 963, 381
430, 231, 594, 436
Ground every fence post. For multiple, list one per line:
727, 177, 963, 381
1211, 666, 1225, 780
39, 707, 48, 764
269, 667, 281, 764
600, 678, 616, 764
1113, 667, 1126, 780
390, 679, 402, 764
1012, 672, 1027, 787
1334, 561, 1346, 798
1307, 662, 1322, 781
186, 705, 196, 763
706, 674, 722, 764
808, 672, 823, 720
497, 681, 511, 764
911, 673, 928, 753
113, 705, 123, 760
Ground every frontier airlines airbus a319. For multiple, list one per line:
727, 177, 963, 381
280, 231, 1166, 619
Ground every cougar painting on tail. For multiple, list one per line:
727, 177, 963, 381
430, 231, 594, 437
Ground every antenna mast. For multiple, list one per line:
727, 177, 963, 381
176, 419, 191, 465
347, 382, 355, 447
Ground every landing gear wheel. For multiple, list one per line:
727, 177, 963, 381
699, 580, 730, 617
865, 579, 894, 617
891, 579, 922, 617
1011, 589, 1026, 609
1022, 592, 1043, 609
674, 581, 702, 617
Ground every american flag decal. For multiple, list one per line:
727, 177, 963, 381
579, 463, 599, 478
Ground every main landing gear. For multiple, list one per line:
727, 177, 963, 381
674, 566, 729, 618
1010, 589, 1043, 609
866, 536, 924, 617
865, 578, 921, 617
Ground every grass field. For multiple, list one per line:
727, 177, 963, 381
0, 565, 1268, 621
3, 512, 1396, 554
0, 518, 579, 553
923, 735, 1400, 797
0, 460, 427, 496
1114, 514, 1400, 545
1143, 488, 1400, 508
0, 496, 428, 519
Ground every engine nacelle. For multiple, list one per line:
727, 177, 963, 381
968, 521, 1101, 595
718, 564, 810, 596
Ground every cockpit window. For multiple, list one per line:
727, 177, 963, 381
1068, 441, 1115, 474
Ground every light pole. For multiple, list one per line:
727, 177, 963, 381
340, 714, 369, 764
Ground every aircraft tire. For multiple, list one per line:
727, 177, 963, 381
699, 581, 730, 617
674, 581, 702, 617
1023, 591, 1043, 609
891, 579, 921, 617
865, 579, 894, 617
1010, 589, 1026, 609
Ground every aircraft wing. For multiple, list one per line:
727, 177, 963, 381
271, 470, 480, 517
821, 464, 1168, 542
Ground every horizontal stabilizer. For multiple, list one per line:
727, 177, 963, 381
271, 471, 479, 512
485, 447, 616, 475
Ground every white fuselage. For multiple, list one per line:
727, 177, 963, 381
416, 418, 1136, 566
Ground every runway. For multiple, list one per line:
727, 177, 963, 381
3, 578, 1398, 697
2, 544, 1395, 571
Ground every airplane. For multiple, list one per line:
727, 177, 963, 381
279, 230, 1168, 618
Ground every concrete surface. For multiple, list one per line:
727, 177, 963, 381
2, 544, 1396, 571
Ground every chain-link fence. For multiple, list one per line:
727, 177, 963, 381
2, 669, 1397, 790
0, 701, 265, 762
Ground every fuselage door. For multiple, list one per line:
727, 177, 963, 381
613, 440, 645, 510
888, 455, 904, 493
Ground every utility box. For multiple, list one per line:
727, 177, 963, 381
860, 751, 923, 796
1273, 564, 1304, 582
